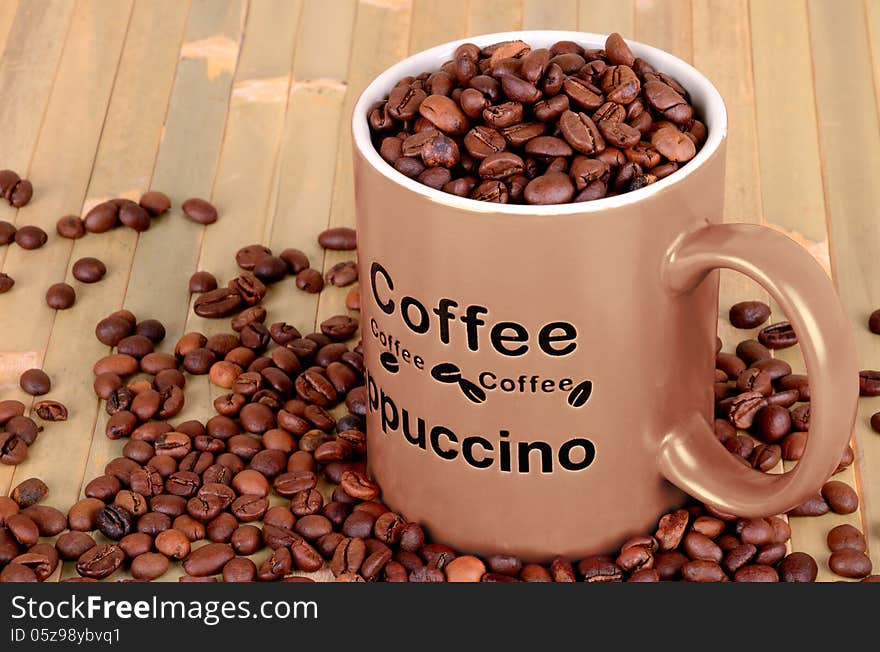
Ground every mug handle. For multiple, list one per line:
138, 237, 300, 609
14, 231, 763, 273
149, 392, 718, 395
660, 223, 859, 516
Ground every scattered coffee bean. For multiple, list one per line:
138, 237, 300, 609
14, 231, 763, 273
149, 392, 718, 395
821, 481, 859, 514
14, 225, 47, 250
0, 170, 33, 207
181, 198, 218, 224
45, 283, 76, 310
280, 248, 309, 274
326, 261, 358, 287
859, 370, 880, 397
139, 190, 171, 217
72, 257, 107, 283
11, 478, 48, 508
829, 550, 872, 579
189, 271, 218, 294
729, 301, 770, 329
56, 215, 85, 239
194, 288, 242, 318
0, 220, 16, 244
319, 227, 357, 250
0, 273, 13, 293
827, 524, 867, 553
296, 268, 324, 293
19, 369, 51, 396
757, 322, 797, 349
33, 400, 67, 422
866, 308, 880, 335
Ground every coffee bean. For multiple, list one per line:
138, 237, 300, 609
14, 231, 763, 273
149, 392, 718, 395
46, 283, 76, 310
754, 405, 791, 443
716, 352, 746, 379
18, 368, 50, 396
188, 271, 218, 294
83, 202, 119, 233
681, 560, 725, 582
859, 370, 880, 396
829, 550, 872, 579
578, 556, 623, 582
340, 470, 379, 501
11, 478, 48, 509
117, 200, 151, 231
724, 391, 767, 429
131, 552, 170, 581
33, 400, 67, 422
296, 268, 324, 293
55, 531, 96, 561
9, 179, 33, 207
181, 197, 218, 224
0, 273, 13, 293
821, 480, 859, 514
734, 564, 778, 582
758, 322, 797, 349
524, 172, 574, 204
827, 524, 867, 553
139, 190, 171, 217
0, 220, 15, 244
683, 532, 722, 562
71, 257, 107, 283
736, 368, 773, 395
777, 374, 810, 401
326, 261, 358, 287
194, 288, 242, 318
443, 555, 486, 582
76, 544, 124, 579
776, 552, 817, 583
729, 301, 771, 329
56, 215, 85, 239
869, 309, 880, 334
788, 494, 829, 517
14, 225, 47, 250
736, 339, 771, 364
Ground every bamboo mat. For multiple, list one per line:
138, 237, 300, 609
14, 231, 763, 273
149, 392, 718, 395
0, 0, 877, 582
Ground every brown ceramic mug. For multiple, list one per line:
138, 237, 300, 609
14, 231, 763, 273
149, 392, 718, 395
351, 31, 859, 561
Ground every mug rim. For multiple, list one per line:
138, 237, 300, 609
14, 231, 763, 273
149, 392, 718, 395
352, 30, 728, 216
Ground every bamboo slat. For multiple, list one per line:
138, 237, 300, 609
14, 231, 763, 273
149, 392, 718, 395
522, 0, 579, 29
469, 0, 522, 34
410, 0, 467, 51
634, 0, 691, 60
578, 0, 634, 36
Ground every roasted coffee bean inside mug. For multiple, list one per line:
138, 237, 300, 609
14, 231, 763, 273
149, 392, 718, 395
368, 34, 706, 205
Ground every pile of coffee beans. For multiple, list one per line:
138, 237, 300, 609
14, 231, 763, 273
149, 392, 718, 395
0, 224, 877, 581
81, 192, 173, 235
0, 169, 33, 208
367, 34, 705, 204
192, 234, 358, 321
0, 208, 878, 582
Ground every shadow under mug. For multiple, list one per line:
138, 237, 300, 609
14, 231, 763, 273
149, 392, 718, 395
351, 30, 859, 561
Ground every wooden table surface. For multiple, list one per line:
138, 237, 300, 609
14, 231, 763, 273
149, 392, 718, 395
0, 0, 877, 582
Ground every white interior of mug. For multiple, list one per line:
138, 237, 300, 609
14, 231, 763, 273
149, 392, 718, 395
352, 30, 728, 215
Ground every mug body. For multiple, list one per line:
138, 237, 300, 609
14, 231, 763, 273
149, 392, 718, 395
353, 31, 728, 561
